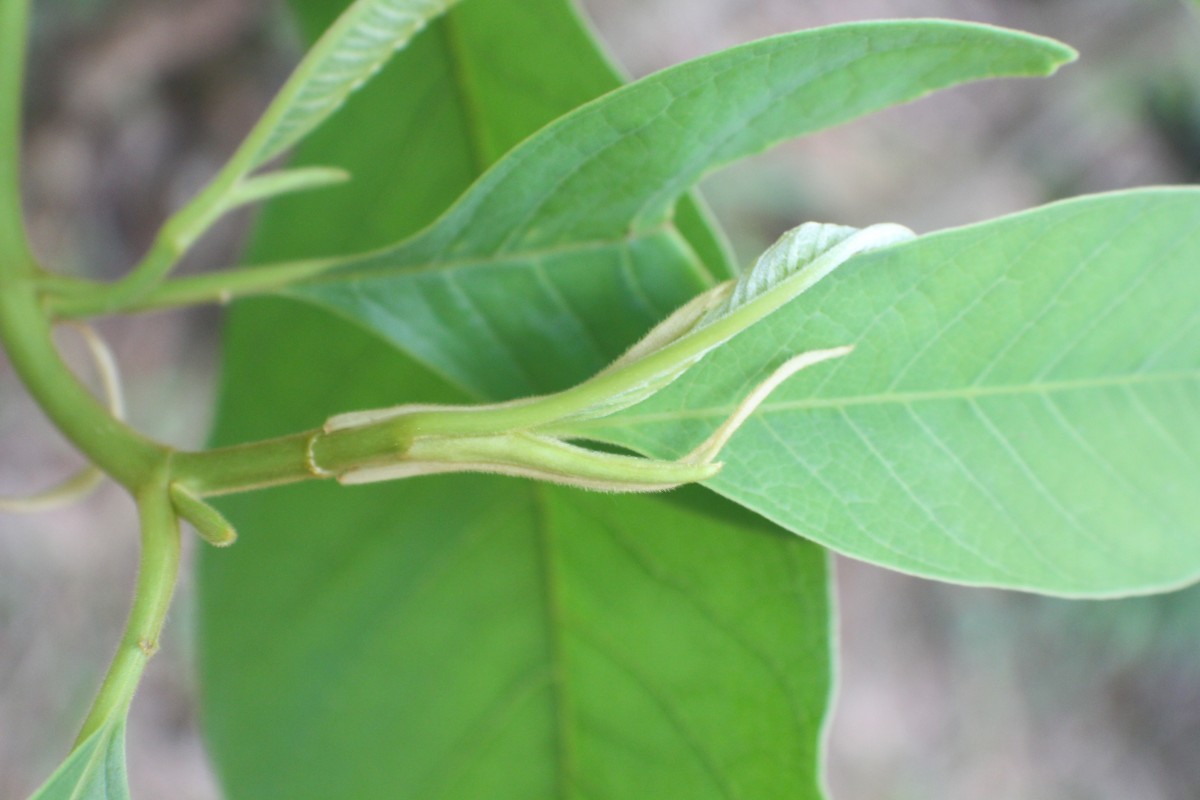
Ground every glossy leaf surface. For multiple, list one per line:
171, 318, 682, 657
583, 189, 1200, 597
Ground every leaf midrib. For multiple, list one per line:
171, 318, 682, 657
583, 368, 1200, 430
301, 229, 671, 287
531, 485, 577, 798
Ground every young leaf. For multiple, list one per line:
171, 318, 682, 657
582, 188, 1200, 598
285, 20, 1075, 398
539, 222, 915, 426
28, 719, 129, 800
255, 0, 733, 279
242, 0, 461, 170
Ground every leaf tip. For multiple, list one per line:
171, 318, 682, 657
1024, 32, 1079, 73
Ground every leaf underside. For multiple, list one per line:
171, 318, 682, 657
586, 189, 1200, 598
29, 719, 128, 800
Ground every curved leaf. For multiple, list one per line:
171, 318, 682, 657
244, 0, 461, 169
101, 0, 464, 290
584, 189, 1200, 598
287, 19, 1075, 398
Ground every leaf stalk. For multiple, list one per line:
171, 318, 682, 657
74, 470, 182, 745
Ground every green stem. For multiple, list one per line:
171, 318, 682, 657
72, 175, 244, 314
0, 0, 164, 489
0, 280, 164, 487
74, 469, 182, 745
49, 257, 342, 319
170, 421, 440, 497
172, 431, 323, 497
0, 0, 33, 270
0, 0, 181, 756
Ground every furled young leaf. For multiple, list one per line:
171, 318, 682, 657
28, 719, 128, 800
581, 189, 1200, 598
202, 2, 832, 799
103, 0, 465, 285
286, 20, 1074, 399
245, 0, 731, 277
242, 0, 461, 170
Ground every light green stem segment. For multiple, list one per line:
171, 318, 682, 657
75, 471, 182, 745
67, 0, 463, 316
0, 280, 164, 487
0, 259, 182, 756
170, 483, 238, 546
0, 0, 163, 488
47, 257, 342, 319
0, 0, 32, 269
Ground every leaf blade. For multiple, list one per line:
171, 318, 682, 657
202, 2, 835, 799
288, 20, 1075, 398
28, 719, 129, 800
375, 20, 1074, 253
584, 188, 1200, 597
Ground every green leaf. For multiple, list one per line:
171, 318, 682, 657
702, 222, 914, 323
29, 719, 129, 800
504, 222, 916, 430
236, 0, 726, 263
100, 0, 464, 300
287, 20, 1075, 399
202, 2, 833, 799
241, 0, 462, 170
583, 189, 1200, 598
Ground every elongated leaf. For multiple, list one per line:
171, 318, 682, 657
287, 20, 1074, 399
244, 0, 460, 169
582, 189, 1200, 598
120, 0, 464, 272
202, 2, 833, 799
29, 720, 128, 800
244, 0, 728, 272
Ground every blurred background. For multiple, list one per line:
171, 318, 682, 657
1, 0, 1199, 797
